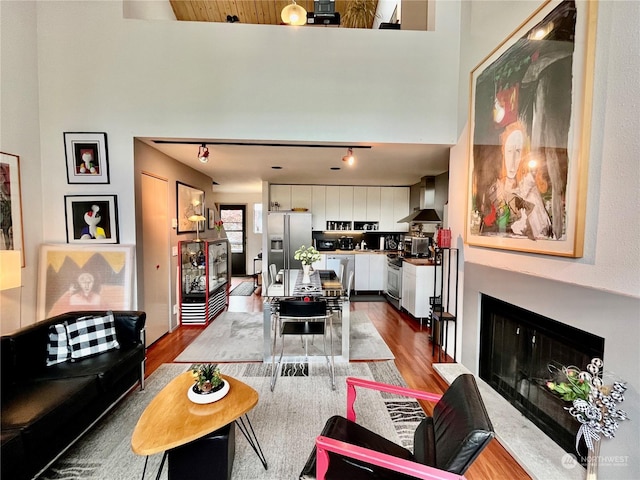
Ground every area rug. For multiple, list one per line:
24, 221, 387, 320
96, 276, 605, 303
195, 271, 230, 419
40, 361, 424, 480
174, 311, 394, 363
229, 281, 256, 296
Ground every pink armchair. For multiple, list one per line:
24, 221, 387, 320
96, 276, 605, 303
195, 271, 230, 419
300, 374, 494, 480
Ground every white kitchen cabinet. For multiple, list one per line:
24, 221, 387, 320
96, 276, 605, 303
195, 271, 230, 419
353, 187, 367, 220
339, 186, 353, 220
394, 187, 410, 232
366, 187, 381, 221
354, 253, 386, 292
354, 254, 370, 291
369, 254, 386, 291
291, 186, 312, 210
325, 186, 340, 220
379, 187, 396, 231
270, 185, 291, 211
401, 262, 438, 319
311, 186, 326, 231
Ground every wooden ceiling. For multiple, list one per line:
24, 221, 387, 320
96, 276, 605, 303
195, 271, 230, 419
169, 0, 378, 29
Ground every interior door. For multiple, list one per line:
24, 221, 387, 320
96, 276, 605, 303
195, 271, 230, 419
141, 173, 171, 346
220, 204, 246, 275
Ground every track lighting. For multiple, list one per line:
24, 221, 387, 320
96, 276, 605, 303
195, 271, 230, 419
198, 144, 209, 163
281, 0, 307, 26
342, 148, 355, 166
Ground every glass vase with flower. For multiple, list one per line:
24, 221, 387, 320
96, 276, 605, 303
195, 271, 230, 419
294, 245, 321, 283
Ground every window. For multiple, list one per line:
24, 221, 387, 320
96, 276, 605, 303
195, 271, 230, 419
220, 207, 244, 254
253, 203, 263, 234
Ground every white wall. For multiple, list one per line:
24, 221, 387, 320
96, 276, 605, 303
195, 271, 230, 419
4, 0, 462, 325
450, 2, 640, 477
0, 0, 42, 328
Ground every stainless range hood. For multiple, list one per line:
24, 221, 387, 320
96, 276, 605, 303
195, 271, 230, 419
398, 176, 442, 224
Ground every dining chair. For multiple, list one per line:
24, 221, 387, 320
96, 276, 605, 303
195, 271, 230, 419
270, 299, 335, 392
300, 374, 494, 480
269, 263, 278, 285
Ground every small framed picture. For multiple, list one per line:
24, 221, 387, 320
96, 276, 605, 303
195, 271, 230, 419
207, 208, 216, 230
64, 132, 110, 184
64, 195, 119, 244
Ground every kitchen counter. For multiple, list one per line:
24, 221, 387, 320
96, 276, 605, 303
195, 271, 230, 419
403, 257, 436, 266
323, 249, 397, 255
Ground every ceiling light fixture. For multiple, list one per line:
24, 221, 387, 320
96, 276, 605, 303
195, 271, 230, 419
281, 0, 307, 26
342, 148, 355, 166
198, 144, 209, 163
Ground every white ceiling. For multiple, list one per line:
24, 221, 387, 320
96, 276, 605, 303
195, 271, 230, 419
139, 138, 452, 193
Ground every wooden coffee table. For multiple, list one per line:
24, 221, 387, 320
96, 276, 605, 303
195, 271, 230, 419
131, 372, 267, 478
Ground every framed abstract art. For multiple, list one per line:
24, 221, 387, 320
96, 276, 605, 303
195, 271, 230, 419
466, 0, 597, 257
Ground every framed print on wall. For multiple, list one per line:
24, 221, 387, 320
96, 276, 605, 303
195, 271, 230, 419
207, 208, 216, 230
64, 132, 110, 184
37, 244, 134, 320
466, 0, 596, 257
176, 181, 205, 234
65, 195, 119, 244
0, 152, 25, 266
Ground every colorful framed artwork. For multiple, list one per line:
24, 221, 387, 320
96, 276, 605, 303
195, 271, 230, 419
466, 0, 596, 257
64, 132, 110, 184
37, 244, 134, 320
64, 195, 119, 244
0, 152, 25, 266
176, 181, 205, 234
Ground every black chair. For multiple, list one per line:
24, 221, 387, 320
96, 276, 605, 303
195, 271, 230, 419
270, 300, 335, 391
300, 374, 494, 480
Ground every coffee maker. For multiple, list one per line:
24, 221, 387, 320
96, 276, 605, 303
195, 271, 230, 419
338, 236, 354, 250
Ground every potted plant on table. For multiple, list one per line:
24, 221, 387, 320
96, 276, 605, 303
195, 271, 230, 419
188, 364, 230, 404
294, 245, 321, 283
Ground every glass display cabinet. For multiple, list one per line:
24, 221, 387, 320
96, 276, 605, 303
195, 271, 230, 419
178, 238, 230, 325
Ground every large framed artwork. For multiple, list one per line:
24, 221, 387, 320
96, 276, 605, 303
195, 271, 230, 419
64, 132, 110, 184
466, 0, 597, 257
0, 152, 25, 266
176, 181, 205, 234
64, 195, 119, 244
37, 244, 134, 320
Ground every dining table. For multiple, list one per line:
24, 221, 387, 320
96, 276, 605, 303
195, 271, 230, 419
262, 268, 350, 363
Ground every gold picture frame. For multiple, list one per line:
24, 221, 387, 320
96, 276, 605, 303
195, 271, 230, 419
465, 0, 597, 257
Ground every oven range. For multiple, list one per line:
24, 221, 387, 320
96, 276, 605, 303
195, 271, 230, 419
385, 254, 403, 309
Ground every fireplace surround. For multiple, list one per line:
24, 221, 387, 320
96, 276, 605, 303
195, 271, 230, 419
479, 294, 604, 462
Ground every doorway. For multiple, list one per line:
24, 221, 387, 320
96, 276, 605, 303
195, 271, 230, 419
220, 204, 246, 275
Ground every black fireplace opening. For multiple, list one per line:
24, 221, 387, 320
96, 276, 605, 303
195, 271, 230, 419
479, 294, 604, 464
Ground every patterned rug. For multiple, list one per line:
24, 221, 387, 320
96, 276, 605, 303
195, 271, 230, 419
39, 361, 425, 480
229, 281, 256, 296
174, 311, 395, 362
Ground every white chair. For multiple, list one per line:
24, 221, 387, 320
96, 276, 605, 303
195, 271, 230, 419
343, 271, 354, 301
269, 263, 278, 285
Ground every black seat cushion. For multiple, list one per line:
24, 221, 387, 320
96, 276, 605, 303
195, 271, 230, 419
300, 415, 418, 480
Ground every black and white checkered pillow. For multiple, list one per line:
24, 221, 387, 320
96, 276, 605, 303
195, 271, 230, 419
66, 312, 120, 361
46, 323, 71, 366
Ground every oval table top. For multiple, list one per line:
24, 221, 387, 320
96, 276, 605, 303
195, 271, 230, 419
131, 372, 258, 456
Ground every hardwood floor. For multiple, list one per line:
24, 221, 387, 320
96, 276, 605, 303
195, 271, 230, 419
145, 277, 531, 480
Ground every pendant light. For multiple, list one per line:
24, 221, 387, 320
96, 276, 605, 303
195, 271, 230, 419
198, 144, 209, 163
281, 0, 307, 26
342, 148, 355, 166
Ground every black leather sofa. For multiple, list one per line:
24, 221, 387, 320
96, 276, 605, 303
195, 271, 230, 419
1, 310, 146, 480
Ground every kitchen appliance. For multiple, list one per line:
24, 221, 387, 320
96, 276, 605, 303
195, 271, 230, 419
338, 236, 354, 250
316, 238, 337, 251
397, 176, 443, 224
385, 254, 403, 309
267, 212, 312, 292
404, 236, 433, 257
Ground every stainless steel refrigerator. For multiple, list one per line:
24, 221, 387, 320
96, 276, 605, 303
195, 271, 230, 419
267, 211, 312, 279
